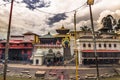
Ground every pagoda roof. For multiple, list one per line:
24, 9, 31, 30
80, 35, 93, 39
0, 40, 32, 43
56, 25, 69, 34
11, 35, 24, 37
40, 32, 54, 39
70, 30, 92, 33
54, 34, 70, 38
23, 31, 39, 36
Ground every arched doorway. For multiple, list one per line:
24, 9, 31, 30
36, 59, 39, 65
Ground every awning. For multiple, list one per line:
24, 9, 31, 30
81, 50, 120, 53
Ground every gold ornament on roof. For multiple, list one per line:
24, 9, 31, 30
62, 37, 70, 48
87, 0, 94, 5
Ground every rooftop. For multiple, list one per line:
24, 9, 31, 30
40, 32, 54, 39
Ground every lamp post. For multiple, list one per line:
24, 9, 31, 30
3, 0, 14, 80
74, 11, 79, 80
87, 0, 100, 80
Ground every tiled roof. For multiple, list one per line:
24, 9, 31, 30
40, 32, 54, 38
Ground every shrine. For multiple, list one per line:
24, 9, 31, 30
54, 25, 71, 60
32, 32, 63, 65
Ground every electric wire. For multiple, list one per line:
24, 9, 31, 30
0, 0, 87, 15
35, 2, 87, 15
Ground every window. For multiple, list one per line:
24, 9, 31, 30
83, 43, 86, 47
88, 44, 91, 47
114, 44, 117, 48
99, 44, 101, 47
109, 44, 111, 47
104, 44, 106, 48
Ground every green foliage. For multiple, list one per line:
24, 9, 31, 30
80, 25, 91, 34
101, 15, 116, 30
80, 26, 91, 31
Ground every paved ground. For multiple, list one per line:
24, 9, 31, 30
0, 63, 119, 79
7, 64, 95, 70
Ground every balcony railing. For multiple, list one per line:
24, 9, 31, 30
35, 44, 62, 48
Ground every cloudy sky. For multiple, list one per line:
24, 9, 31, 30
0, 0, 120, 39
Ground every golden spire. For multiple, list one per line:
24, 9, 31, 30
61, 24, 65, 29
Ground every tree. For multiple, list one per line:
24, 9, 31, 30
101, 15, 116, 32
117, 19, 120, 28
114, 19, 120, 31
80, 26, 91, 34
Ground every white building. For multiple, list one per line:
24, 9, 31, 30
71, 31, 120, 65
32, 44, 63, 65
77, 34, 120, 65
33, 49, 44, 65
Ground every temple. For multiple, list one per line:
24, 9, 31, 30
32, 25, 71, 65
33, 32, 63, 65
54, 25, 71, 60
0, 24, 120, 65
0, 32, 39, 61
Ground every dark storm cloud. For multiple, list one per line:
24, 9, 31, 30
3, 0, 10, 2
47, 13, 68, 25
22, 0, 51, 10
76, 14, 98, 23
76, 15, 89, 23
